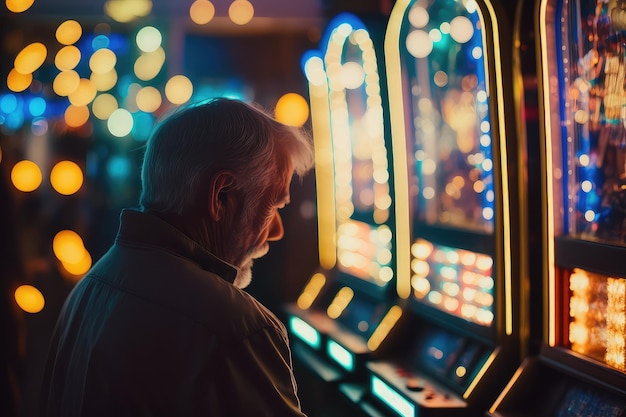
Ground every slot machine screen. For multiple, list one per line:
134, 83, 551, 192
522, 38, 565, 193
316, 13, 395, 292
399, 0, 498, 328
542, 0, 626, 374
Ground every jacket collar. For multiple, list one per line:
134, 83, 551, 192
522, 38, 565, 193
115, 208, 238, 284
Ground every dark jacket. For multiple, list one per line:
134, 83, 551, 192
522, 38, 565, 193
40, 209, 306, 416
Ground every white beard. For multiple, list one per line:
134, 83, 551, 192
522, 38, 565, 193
233, 244, 270, 288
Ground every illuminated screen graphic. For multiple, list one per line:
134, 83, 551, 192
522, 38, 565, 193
400, 0, 494, 233
410, 239, 494, 327
320, 15, 394, 287
543, 0, 626, 373
568, 268, 626, 372
554, 0, 626, 244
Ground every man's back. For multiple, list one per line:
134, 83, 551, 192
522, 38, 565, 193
40, 210, 304, 417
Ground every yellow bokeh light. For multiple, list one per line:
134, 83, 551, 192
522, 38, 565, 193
50, 160, 84, 195
53, 70, 80, 96
229, 0, 254, 25
133, 47, 165, 81
7, 68, 32, 92
62, 249, 92, 278
92, 93, 118, 120
14, 42, 47, 74
274, 93, 309, 127
11, 160, 42, 192
165, 74, 193, 105
6, 0, 35, 13
55, 45, 81, 70
105, 0, 152, 23
190, 0, 215, 24
56, 20, 83, 45
90, 68, 118, 92
136, 86, 162, 113
64, 104, 90, 128
68, 78, 97, 106
89, 48, 116, 74
14, 285, 45, 314
53, 229, 86, 265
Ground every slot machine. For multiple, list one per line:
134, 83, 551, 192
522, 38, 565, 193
488, 0, 626, 415
285, 12, 402, 385
354, 0, 523, 415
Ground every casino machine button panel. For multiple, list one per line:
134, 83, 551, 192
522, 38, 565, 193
285, 12, 403, 383
358, 0, 524, 416
489, 0, 626, 415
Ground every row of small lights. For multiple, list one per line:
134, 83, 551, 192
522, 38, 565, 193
4, 0, 309, 315
7, 0, 256, 26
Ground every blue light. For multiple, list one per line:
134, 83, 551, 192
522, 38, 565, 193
0, 94, 18, 114
92, 34, 110, 51
5, 111, 24, 131
106, 156, 131, 180
28, 97, 46, 117
131, 111, 155, 141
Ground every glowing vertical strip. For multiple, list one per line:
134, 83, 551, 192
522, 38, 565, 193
384, 0, 412, 299
305, 56, 337, 269
481, 1, 513, 335
538, 0, 557, 346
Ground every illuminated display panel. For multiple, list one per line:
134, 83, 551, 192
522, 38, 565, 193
393, 0, 500, 326
411, 239, 495, 326
542, 0, 626, 373
402, 0, 495, 233
312, 14, 394, 289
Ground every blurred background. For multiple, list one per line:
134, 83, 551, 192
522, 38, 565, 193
0, 1, 386, 416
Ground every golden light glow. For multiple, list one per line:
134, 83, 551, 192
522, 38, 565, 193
68, 78, 97, 106
64, 104, 90, 128
61, 250, 92, 278
384, 0, 412, 298
104, 0, 152, 23
326, 287, 354, 319
367, 305, 402, 351
274, 93, 309, 127
14, 285, 45, 314
136, 86, 162, 113
14, 42, 47, 74
229, 0, 254, 25
50, 160, 84, 195
539, 0, 558, 346
7, 68, 32, 92
134, 47, 165, 81
56, 20, 82, 45
165, 74, 193, 105
53, 70, 80, 96
92, 93, 118, 120
305, 55, 336, 269
190, 0, 215, 24
6, 0, 35, 13
55, 45, 81, 70
296, 272, 327, 310
11, 160, 42, 192
90, 69, 118, 92
89, 48, 117, 74
464, 348, 498, 399
53, 230, 87, 265
568, 269, 626, 372
606, 278, 625, 371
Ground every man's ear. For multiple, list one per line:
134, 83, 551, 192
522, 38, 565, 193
208, 171, 236, 221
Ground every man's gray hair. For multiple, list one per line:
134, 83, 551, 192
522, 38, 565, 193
139, 98, 314, 215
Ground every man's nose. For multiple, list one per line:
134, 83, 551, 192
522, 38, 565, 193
267, 211, 284, 241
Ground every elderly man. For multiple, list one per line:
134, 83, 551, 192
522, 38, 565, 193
40, 98, 314, 416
